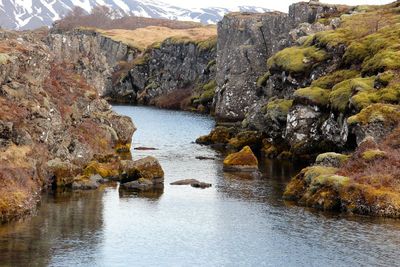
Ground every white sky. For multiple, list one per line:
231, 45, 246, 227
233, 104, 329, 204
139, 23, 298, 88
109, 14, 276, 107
162, 0, 393, 12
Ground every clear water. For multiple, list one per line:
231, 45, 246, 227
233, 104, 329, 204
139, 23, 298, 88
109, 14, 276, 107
1, 106, 400, 267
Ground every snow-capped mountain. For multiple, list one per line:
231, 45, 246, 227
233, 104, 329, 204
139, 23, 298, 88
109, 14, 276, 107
0, 0, 271, 30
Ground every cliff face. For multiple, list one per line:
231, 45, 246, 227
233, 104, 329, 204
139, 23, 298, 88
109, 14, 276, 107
112, 38, 216, 109
198, 1, 400, 217
0, 29, 136, 223
215, 2, 344, 121
47, 29, 139, 96
47, 29, 217, 111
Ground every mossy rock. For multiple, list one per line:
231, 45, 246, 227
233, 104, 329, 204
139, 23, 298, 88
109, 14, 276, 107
311, 174, 350, 189
315, 152, 350, 168
361, 149, 387, 161
83, 161, 120, 178
302, 166, 338, 184
223, 146, 259, 172
263, 98, 293, 121
199, 80, 217, 104
329, 77, 375, 112
347, 103, 400, 125
115, 143, 131, 153
294, 86, 330, 107
267, 46, 327, 74
196, 126, 232, 145
228, 131, 262, 150
311, 70, 359, 89
257, 71, 270, 87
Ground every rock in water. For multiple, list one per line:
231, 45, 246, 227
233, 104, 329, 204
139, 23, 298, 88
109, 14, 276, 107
120, 156, 165, 190
170, 179, 212, 189
223, 146, 259, 172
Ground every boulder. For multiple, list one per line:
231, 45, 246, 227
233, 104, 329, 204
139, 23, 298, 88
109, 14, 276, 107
223, 146, 259, 172
120, 178, 154, 191
315, 152, 350, 168
170, 179, 212, 189
120, 156, 164, 184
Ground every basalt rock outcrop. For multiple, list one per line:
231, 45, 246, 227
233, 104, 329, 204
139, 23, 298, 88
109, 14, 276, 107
0, 29, 139, 223
47, 29, 139, 96
114, 37, 217, 110
214, 2, 346, 121
47, 27, 217, 112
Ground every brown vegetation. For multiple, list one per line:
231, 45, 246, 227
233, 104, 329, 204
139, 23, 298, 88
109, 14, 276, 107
152, 89, 192, 110
54, 6, 203, 32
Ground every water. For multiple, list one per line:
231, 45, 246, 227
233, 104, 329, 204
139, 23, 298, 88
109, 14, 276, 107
1, 106, 400, 267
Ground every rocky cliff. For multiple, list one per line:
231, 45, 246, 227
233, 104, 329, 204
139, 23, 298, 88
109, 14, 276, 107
199, 1, 400, 217
111, 37, 217, 110
47, 29, 139, 96
214, 2, 345, 121
0, 29, 168, 223
47, 27, 217, 111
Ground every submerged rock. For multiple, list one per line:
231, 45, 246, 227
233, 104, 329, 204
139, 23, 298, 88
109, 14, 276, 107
223, 146, 259, 172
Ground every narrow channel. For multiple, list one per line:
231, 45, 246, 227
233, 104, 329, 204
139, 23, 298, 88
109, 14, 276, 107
0, 106, 399, 266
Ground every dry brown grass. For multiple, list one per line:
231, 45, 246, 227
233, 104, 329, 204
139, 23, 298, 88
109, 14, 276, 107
94, 26, 217, 51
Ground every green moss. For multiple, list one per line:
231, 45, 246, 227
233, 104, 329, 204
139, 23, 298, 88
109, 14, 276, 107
267, 46, 327, 74
347, 103, 400, 125
376, 70, 395, 86
257, 71, 270, 87
311, 70, 359, 89
314, 29, 350, 47
199, 80, 217, 104
294, 86, 330, 106
263, 98, 293, 121
362, 149, 387, 160
362, 50, 400, 74
316, 152, 350, 165
329, 77, 375, 112
206, 59, 216, 69
302, 166, 338, 184
312, 174, 350, 189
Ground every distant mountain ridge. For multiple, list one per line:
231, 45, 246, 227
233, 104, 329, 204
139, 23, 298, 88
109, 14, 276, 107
0, 0, 272, 30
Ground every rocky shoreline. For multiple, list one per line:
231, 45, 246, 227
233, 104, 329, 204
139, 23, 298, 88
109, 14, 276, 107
1, 0, 399, 222
0, 30, 164, 223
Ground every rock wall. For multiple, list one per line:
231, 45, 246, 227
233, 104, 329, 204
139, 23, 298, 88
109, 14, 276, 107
0, 30, 136, 223
47, 29, 139, 96
214, 2, 344, 121
115, 38, 217, 109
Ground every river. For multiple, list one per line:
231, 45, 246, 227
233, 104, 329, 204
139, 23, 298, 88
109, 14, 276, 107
0, 106, 400, 266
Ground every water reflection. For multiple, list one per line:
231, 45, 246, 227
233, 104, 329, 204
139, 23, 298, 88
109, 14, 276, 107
119, 187, 164, 200
0, 190, 104, 266
1, 106, 400, 266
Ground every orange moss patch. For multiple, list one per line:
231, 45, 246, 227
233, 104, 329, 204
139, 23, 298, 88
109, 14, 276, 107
223, 146, 258, 171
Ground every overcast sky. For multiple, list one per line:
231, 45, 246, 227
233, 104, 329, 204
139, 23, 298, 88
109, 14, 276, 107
162, 0, 393, 11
